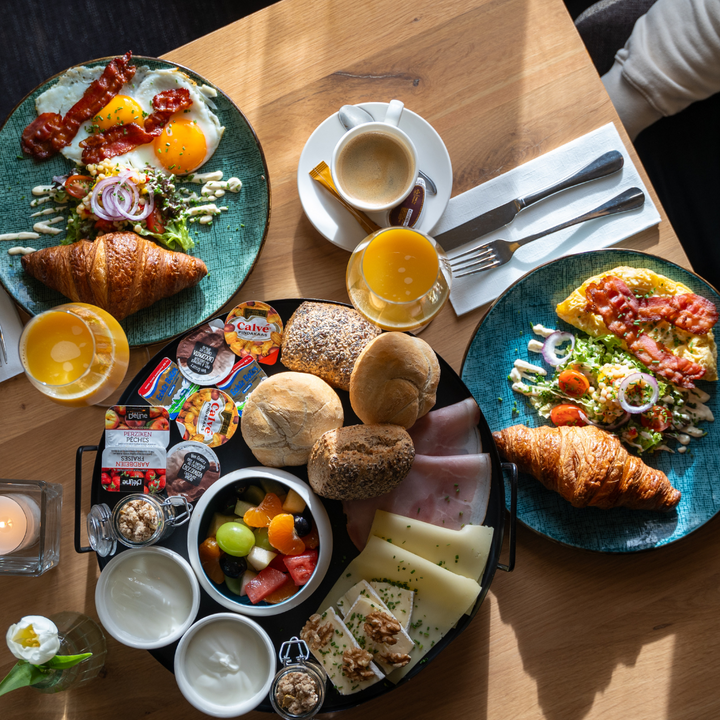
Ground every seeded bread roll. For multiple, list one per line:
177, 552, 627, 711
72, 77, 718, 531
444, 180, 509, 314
281, 302, 382, 391
349, 332, 440, 429
241, 372, 344, 467
308, 425, 415, 500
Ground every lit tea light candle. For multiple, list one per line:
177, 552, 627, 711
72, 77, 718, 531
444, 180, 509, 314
0, 495, 41, 556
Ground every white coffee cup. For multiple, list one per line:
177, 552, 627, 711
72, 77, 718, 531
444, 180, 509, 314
331, 100, 418, 213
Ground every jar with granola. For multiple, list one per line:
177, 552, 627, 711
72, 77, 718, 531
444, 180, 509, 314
270, 637, 325, 719
86, 494, 192, 557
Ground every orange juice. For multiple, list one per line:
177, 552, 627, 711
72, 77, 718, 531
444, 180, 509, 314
23, 311, 95, 385
20, 303, 130, 407
346, 228, 452, 332
361, 227, 439, 302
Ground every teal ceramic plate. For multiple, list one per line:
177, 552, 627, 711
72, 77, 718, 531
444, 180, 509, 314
0, 56, 270, 346
461, 249, 720, 553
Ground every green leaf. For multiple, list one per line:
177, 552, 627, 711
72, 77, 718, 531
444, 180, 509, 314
44, 653, 92, 670
0, 661, 46, 697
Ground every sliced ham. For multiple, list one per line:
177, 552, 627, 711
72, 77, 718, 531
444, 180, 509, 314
408, 398, 482, 455
343, 453, 492, 550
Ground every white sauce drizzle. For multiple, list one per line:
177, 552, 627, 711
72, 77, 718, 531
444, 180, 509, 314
527, 339, 545, 353
509, 359, 546, 396
31, 206, 67, 217
0, 231, 40, 242
532, 324, 556, 338
33, 216, 65, 235
7, 246, 37, 256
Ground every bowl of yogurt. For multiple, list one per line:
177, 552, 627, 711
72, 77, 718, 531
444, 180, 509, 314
95, 546, 200, 649
174, 612, 275, 717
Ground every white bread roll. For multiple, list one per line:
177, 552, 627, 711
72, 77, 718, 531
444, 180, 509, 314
349, 333, 440, 429
241, 372, 344, 466
308, 424, 415, 500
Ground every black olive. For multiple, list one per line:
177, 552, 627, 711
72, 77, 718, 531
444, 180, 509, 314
220, 554, 247, 579
294, 515, 311, 538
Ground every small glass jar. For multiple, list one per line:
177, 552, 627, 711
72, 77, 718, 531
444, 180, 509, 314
32, 612, 107, 694
87, 494, 192, 557
270, 637, 326, 720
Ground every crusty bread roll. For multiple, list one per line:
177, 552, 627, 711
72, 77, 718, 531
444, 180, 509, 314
241, 372, 344, 467
349, 333, 440, 429
281, 301, 381, 391
308, 424, 415, 500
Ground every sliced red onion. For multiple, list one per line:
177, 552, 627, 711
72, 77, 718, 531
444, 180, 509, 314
53, 174, 69, 185
578, 409, 631, 431
618, 373, 659, 414
90, 175, 154, 222
542, 332, 575, 367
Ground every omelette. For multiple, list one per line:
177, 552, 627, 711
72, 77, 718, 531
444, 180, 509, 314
556, 266, 718, 381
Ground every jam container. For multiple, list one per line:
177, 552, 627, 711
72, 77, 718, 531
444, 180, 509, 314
87, 494, 192, 557
270, 637, 326, 719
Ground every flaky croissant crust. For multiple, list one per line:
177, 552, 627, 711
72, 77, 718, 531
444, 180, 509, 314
21, 232, 207, 321
493, 424, 681, 511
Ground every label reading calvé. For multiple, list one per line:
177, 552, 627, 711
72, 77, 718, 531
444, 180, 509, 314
224, 301, 283, 365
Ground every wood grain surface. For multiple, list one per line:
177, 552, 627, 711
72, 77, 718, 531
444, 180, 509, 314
3, 0, 716, 719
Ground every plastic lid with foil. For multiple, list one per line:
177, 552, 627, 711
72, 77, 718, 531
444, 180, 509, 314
175, 388, 239, 448
177, 318, 236, 385
87, 503, 116, 558
166, 441, 221, 502
224, 301, 283, 365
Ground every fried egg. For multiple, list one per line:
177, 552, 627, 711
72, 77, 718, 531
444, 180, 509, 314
35, 65, 224, 175
556, 266, 718, 380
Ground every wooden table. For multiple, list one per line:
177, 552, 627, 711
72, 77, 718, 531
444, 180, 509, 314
4, 0, 716, 718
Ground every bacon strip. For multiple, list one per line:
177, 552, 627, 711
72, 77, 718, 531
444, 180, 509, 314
80, 88, 193, 165
637, 294, 719, 334
21, 52, 136, 160
585, 275, 706, 389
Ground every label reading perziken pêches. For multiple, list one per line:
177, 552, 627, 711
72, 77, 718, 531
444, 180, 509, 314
104, 406, 170, 448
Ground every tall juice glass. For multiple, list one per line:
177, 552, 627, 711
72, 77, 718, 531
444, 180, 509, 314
19, 303, 130, 407
346, 227, 452, 332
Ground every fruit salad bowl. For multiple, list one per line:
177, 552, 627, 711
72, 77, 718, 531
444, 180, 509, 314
187, 467, 332, 617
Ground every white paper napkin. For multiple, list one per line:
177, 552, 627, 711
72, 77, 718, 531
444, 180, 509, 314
0, 284, 24, 382
433, 123, 661, 316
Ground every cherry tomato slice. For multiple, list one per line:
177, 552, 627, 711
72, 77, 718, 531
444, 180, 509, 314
64, 175, 94, 199
640, 405, 672, 432
557, 368, 590, 398
145, 207, 165, 234
550, 404, 588, 427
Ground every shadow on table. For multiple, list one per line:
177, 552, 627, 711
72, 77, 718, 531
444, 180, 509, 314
492, 519, 720, 720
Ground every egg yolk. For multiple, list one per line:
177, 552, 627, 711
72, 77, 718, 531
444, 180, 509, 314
94, 95, 144, 131
153, 117, 207, 174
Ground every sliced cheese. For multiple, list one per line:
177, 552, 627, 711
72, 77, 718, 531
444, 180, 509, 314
369, 581, 414, 630
337, 580, 387, 618
370, 510, 494, 583
344, 596, 415, 676
305, 607, 383, 695
319, 535, 481, 682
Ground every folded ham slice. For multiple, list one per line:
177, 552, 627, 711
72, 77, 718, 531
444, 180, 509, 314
343, 453, 492, 550
408, 397, 482, 455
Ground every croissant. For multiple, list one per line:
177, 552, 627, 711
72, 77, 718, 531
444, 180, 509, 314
21, 232, 207, 321
492, 424, 681, 511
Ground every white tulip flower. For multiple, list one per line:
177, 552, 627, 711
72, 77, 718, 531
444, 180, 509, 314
6, 616, 60, 665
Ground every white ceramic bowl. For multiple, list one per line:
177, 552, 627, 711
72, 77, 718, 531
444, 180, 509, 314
95, 546, 200, 649
174, 613, 276, 717
187, 467, 333, 617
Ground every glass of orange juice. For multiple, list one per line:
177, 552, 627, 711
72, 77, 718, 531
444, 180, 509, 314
346, 227, 452, 332
19, 303, 130, 407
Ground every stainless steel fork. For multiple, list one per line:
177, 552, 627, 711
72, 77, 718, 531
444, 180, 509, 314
449, 187, 645, 278
0, 321, 7, 366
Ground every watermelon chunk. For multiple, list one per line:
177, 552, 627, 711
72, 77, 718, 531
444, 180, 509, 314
284, 548, 318, 586
245, 567, 288, 604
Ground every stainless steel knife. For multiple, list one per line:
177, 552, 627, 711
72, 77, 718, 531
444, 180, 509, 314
436, 150, 625, 251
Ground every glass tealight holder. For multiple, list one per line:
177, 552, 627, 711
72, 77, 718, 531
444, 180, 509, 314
87, 494, 192, 557
270, 637, 326, 720
0, 480, 62, 577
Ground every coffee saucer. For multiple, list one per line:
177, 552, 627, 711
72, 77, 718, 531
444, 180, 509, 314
297, 102, 453, 251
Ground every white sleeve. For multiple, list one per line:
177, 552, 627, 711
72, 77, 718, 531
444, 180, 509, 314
601, 0, 720, 139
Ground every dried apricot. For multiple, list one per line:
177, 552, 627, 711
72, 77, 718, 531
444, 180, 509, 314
199, 537, 225, 584
243, 492, 283, 528
268, 513, 305, 555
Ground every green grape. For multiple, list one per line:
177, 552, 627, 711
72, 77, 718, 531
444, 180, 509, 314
216, 522, 255, 557
253, 527, 274, 551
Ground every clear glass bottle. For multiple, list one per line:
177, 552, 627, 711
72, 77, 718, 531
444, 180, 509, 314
87, 494, 192, 557
32, 612, 107, 693
270, 637, 326, 719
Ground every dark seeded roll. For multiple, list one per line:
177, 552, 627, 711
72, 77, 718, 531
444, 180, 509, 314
281, 302, 381, 391
308, 424, 415, 500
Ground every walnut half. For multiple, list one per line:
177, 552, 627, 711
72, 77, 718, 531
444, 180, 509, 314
378, 651, 411, 668
342, 648, 376, 681
364, 610, 401, 645
300, 614, 334, 651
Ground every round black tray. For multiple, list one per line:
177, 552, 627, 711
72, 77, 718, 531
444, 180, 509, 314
75, 298, 516, 713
